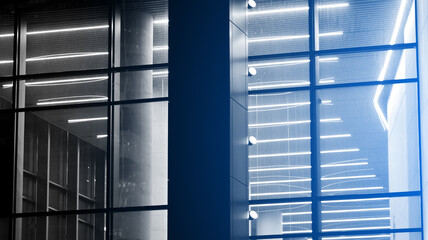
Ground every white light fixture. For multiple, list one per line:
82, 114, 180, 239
319, 31, 343, 37
249, 59, 310, 67
248, 102, 310, 109
318, 3, 350, 9
283, 230, 312, 234
153, 19, 169, 24
0, 33, 14, 38
153, 46, 169, 51
321, 186, 383, 193
251, 201, 311, 207
321, 197, 389, 204
249, 210, 258, 220
321, 162, 367, 168
153, 70, 169, 76
68, 117, 108, 123
319, 57, 339, 62
321, 99, 332, 104
37, 96, 108, 106
249, 166, 311, 172
248, 136, 257, 145
249, 120, 311, 127
26, 52, 108, 62
323, 226, 391, 232
320, 134, 351, 139
247, 2, 349, 15
248, 81, 310, 90
282, 221, 312, 225
27, 25, 109, 35
281, 211, 312, 216
249, 151, 311, 158
322, 207, 390, 213
257, 136, 311, 143
320, 148, 359, 154
320, 118, 342, 122
248, 67, 257, 76
250, 178, 311, 185
0, 60, 13, 64
322, 217, 390, 223
321, 175, 375, 181
97, 134, 108, 139
251, 191, 311, 196
248, 0, 257, 9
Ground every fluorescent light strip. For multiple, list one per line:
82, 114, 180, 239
323, 226, 391, 232
320, 148, 359, 154
322, 100, 332, 104
320, 134, 351, 139
283, 230, 312, 234
249, 59, 309, 67
323, 235, 391, 240
27, 25, 109, 35
320, 118, 342, 122
248, 3, 349, 16
319, 79, 335, 84
321, 175, 375, 181
282, 221, 312, 225
0, 60, 13, 64
248, 82, 310, 90
248, 102, 310, 109
97, 134, 108, 139
153, 19, 169, 24
3, 76, 108, 89
153, 45, 169, 51
251, 202, 312, 207
321, 162, 367, 168
251, 191, 311, 196
250, 178, 311, 185
322, 207, 390, 213
323, 217, 390, 223
257, 136, 311, 143
321, 186, 383, 192
322, 198, 389, 204
282, 211, 312, 216
319, 57, 339, 62
249, 166, 311, 172
68, 117, 108, 123
0, 33, 14, 38
153, 70, 169, 76
27, 52, 108, 62
318, 3, 350, 9
37, 96, 107, 106
249, 31, 342, 43
249, 118, 340, 127
249, 151, 311, 158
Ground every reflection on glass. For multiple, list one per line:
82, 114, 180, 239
0, 15, 14, 77
21, 75, 108, 108
0, 81, 13, 109
26, 7, 109, 74
119, 0, 168, 66
321, 197, 421, 232
112, 210, 167, 240
113, 102, 168, 207
317, 49, 417, 85
248, 58, 309, 91
322, 232, 421, 240
317, 0, 416, 50
18, 107, 107, 213
249, 92, 311, 199
114, 70, 168, 101
318, 83, 420, 195
19, 214, 105, 240
248, 0, 309, 55
250, 202, 312, 236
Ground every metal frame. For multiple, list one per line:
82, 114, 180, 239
0, 1, 169, 240
248, 0, 424, 239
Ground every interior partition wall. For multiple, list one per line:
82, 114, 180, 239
0, 0, 168, 239
247, 0, 423, 240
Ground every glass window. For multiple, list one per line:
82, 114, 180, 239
0, 14, 14, 77
18, 107, 107, 213
0, 80, 13, 109
113, 102, 168, 207
249, 91, 311, 200
112, 210, 167, 240
318, 83, 420, 195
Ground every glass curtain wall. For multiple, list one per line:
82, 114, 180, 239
0, 0, 168, 239
248, 0, 422, 239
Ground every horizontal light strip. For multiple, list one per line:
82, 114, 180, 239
322, 207, 390, 214
248, 102, 310, 109
3, 76, 108, 88
153, 45, 169, 51
282, 221, 312, 225
320, 148, 359, 154
282, 211, 312, 216
249, 31, 342, 43
251, 202, 312, 207
320, 134, 351, 139
250, 178, 311, 185
97, 134, 108, 139
27, 25, 109, 35
318, 3, 350, 9
37, 96, 108, 106
248, 3, 349, 15
320, 118, 342, 122
323, 217, 390, 223
323, 235, 391, 240
249, 118, 340, 128
319, 57, 339, 62
283, 230, 312, 234
323, 226, 391, 232
248, 82, 310, 90
251, 191, 311, 196
322, 186, 383, 192
153, 19, 169, 24
249, 166, 311, 172
321, 100, 332, 104
0, 33, 14, 38
319, 79, 335, 84
249, 151, 311, 158
248, 59, 309, 67
153, 70, 169, 76
0, 60, 13, 64
257, 137, 311, 143
27, 52, 108, 62
322, 198, 389, 204
321, 162, 368, 168
68, 117, 108, 123
321, 175, 375, 181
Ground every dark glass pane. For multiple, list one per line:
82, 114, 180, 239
18, 107, 107, 213
119, 0, 168, 66
249, 92, 311, 200
0, 14, 14, 77
322, 232, 422, 240
0, 81, 13, 109
113, 102, 168, 207
318, 83, 420, 195
112, 210, 167, 240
